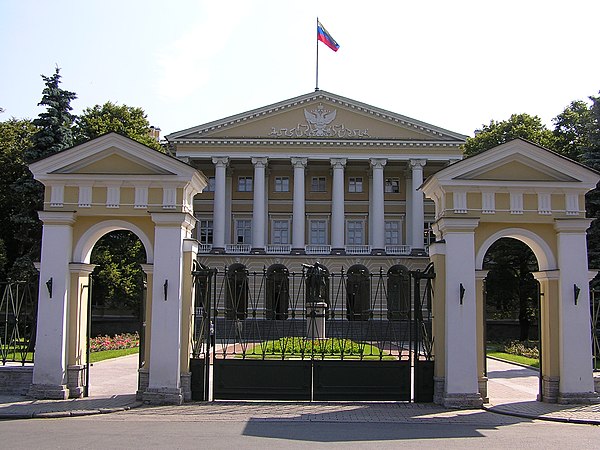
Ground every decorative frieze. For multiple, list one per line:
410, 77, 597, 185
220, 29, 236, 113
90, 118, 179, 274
453, 191, 467, 214
537, 192, 552, 215
50, 184, 64, 207
510, 192, 523, 214
565, 192, 579, 215
78, 185, 92, 208
481, 191, 495, 214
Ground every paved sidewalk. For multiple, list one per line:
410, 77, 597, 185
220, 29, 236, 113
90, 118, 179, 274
1, 355, 598, 424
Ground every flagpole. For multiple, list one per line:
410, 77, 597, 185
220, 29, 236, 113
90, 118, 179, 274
315, 17, 319, 91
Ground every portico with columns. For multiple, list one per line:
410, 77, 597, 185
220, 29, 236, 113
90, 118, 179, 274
169, 91, 466, 272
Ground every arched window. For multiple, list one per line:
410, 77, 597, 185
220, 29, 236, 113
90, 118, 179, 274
225, 263, 248, 320
346, 264, 371, 321
387, 265, 410, 321
266, 264, 289, 320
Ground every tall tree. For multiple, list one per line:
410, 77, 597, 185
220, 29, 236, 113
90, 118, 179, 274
0, 119, 37, 280
74, 101, 163, 151
27, 67, 77, 162
463, 113, 557, 157
553, 100, 593, 161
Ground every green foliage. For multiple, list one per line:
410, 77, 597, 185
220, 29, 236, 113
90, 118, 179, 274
484, 238, 539, 341
462, 113, 557, 157
90, 231, 146, 316
89, 347, 139, 363
27, 67, 77, 162
553, 99, 594, 161
502, 340, 539, 359
0, 118, 39, 280
487, 351, 539, 368
74, 101, 163, 151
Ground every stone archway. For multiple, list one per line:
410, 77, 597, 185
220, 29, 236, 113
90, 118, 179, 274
27, 133, 207, 404
422, 139, 600, 407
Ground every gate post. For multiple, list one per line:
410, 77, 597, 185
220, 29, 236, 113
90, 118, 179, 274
179, 239, 198, 402
434, 218, 483, 408
143, 212, 196, 405
475, 269, 489, 403
29, 211, 75, 400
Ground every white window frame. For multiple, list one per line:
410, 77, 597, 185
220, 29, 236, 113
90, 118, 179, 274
311, 176, 327, 192
205, 176, 216, 192
346, 220, 365, 245
197, 219, 214, 244
271, 219, 290, 245
384, 220, 402, 245
238, 176, 253, 192
309, 219, 328, 245
235, 219, 252, 244
385, 177, 400, 193
348, 177, 363, 193
274, 176, 290, 192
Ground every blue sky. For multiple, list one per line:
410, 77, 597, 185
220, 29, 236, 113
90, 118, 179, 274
1, 0, 599, 137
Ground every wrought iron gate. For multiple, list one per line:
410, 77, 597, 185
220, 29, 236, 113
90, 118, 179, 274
191, 262, 435, 402
0, 280, 37, 366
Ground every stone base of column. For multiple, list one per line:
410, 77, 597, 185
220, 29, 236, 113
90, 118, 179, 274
370, 248, 386, 256
330, 248, 346, 256
478, 376, 489, 403
28, 383, 69, 400
410, 248, 428, 256
250, 248, 266, 255
443, 392, 483, 409
558, 392, 600, 404
291, 248, 306, 255
67, 364, 86, 398
181, 372, 192, 402
539, 375, 559, 402
137, 368, 149, 401
142, 387, 183, 405
210, 247, 226, 254
433, 376, 445, 405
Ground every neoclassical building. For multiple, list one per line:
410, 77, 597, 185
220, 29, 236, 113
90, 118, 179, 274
167, 91, 466, 271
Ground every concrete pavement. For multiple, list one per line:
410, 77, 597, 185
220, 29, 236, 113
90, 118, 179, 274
1, 354, 598, 424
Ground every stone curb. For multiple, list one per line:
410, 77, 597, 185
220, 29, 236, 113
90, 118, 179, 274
0, 401, 144, 421
483, 404, 600, 426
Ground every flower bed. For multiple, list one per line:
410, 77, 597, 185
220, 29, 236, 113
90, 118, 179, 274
90, 332, 140, 352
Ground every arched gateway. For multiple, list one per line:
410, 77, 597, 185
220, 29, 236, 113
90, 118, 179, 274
422, 139, 600, 407
28, 133, 207, 404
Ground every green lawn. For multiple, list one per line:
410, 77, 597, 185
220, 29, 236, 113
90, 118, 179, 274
487, 351, 539, 369
89, 347, 139, 363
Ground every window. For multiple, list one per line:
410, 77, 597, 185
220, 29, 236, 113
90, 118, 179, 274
205, 177, 216, 192
274, 177, 289, 192
348, 177, 363, 193
197, 220, 213, 244
346, 221, 364, 245
385, 177, 400, 193
385, 221, 401, 245
236, 219, 252, 244
238, 176, 253, 192
272, 220, 289, 244
309, 220, 327, 244
311, 176, 326, 192
424, 221, 435, 247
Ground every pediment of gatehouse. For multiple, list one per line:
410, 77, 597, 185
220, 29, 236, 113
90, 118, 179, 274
166, 91, 467, 144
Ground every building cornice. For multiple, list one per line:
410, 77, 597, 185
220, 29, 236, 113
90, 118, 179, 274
171, 138, 463, 148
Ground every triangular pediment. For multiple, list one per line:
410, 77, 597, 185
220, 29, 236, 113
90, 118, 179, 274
422, 139, 599, 194
30, 133, 203, 186
55, 148, 174, 175
167, 91, 467, 142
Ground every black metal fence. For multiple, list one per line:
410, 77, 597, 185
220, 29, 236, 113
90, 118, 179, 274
191, 262, 435, 401
592, 289, 599, 372
0, 280, 37, 365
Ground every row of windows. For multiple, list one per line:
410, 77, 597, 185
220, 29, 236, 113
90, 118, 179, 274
205, 176, 402, 193
197, 219, 433, 246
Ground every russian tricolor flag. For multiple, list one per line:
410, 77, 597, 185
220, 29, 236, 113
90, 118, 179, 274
317, 20, 339, 52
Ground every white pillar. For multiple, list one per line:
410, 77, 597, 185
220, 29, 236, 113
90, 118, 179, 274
212, 157, 228, 252
30, 211, 75, 400
405, 172, 413, 247
144, 212, 196, 405
291, 158, 307, 253
436, 217, 483, 408
370, 158, 387, 252
554, 219, 596, 400
251, 157, 267, 253
410, 159, 426, 252
331, 158, 346, 253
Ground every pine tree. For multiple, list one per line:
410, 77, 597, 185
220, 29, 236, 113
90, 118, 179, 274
26, 67, 77, 162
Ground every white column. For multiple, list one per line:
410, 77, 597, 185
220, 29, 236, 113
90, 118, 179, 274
30, 211, 75, 399
410, 159, 426, 251
145, 212, 196, 405
251, 157, 267, 253
436, 217, 483, 408
554, 219, 596, 399
291, 158, 307, 253
330, 158, 347, 252
212, 157, 228, 252
405, 171, 413, 247
370, 158, 387, 252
